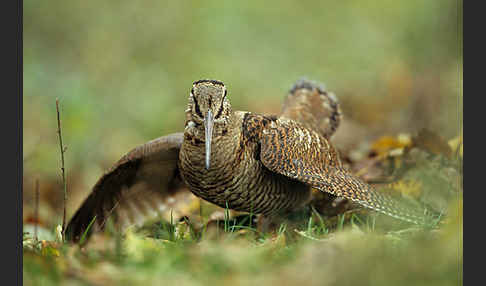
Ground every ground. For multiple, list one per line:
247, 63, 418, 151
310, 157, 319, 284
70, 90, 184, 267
23, 133, 462, 286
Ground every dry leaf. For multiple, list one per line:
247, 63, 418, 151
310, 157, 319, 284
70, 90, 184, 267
370, 134, 412, 158
389, 180, 423, 198
448, 134, 463, 158
412, 128, 452, 158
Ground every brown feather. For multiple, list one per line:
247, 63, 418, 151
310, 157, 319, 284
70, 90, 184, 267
281, 79, 342, 139
65, 133, 187, 242
258, 119, 432, 224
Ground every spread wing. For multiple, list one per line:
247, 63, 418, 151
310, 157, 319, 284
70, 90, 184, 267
258, 118, 433, 225
65, 133, 188, 242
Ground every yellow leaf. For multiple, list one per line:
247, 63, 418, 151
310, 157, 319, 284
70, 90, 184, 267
389, 180, 422, 198
448, 134, 463, 158
41, 246, 60, 257
370, 134, 412, 157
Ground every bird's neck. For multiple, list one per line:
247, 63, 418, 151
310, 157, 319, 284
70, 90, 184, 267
181, 112, 243, 175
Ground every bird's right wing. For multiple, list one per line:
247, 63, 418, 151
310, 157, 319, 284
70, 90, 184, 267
258, 118, 434, 225
65, 133, 189, 242
280, 79, 342, 139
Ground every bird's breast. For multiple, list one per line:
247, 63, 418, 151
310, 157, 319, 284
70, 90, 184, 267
179, 128, 310, 215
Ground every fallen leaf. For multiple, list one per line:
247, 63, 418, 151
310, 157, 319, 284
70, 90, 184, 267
370, 134, 412, 158
389, 179, 423, 198
412, 128, 452, 158
448, 134, 463, 158
41, 245, 60, 257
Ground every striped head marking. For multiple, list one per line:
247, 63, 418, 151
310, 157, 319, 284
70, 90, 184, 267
187, 79, 232, 170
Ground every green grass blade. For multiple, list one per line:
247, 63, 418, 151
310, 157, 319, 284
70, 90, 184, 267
79, 215, 97, 245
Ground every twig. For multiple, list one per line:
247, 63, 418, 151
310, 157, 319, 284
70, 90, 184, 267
56, 98, 68, 241
34, 178, 39, 242
294, 229, 327, 242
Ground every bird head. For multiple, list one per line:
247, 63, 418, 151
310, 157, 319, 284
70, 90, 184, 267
186, 79, 232, 170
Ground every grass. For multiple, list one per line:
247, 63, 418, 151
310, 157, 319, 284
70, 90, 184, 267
22, 128, 462, 285
79, 216, 97, 245
23, 199, 462, 286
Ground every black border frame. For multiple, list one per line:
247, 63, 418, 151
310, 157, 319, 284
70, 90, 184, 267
2, 0, 22, 284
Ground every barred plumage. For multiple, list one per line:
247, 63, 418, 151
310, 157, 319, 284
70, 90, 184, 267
66, 78, 432, 242
281, 78, 342, 139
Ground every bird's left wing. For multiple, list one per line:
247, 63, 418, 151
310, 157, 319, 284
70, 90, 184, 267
257, 118, 433, 225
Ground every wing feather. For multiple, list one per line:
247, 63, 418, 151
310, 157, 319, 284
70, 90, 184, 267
65, 133, 189, 242
259, 119, 434, 225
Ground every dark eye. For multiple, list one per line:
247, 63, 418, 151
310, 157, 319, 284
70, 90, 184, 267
192, 94, 204, 117
215, 91, 227, 119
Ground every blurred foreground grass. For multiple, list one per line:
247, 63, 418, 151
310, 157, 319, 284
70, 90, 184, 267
23, 0, 462, 285
24, 134, 463, 285
23, 197, 462, 286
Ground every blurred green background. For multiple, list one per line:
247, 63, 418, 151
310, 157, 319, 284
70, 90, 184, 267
23, 0, 462, 225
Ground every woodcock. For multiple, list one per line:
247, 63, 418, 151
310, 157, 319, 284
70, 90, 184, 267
66, 79, 433, 241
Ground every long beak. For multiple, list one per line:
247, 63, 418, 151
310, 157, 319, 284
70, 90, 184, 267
204, 109, 214, 170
